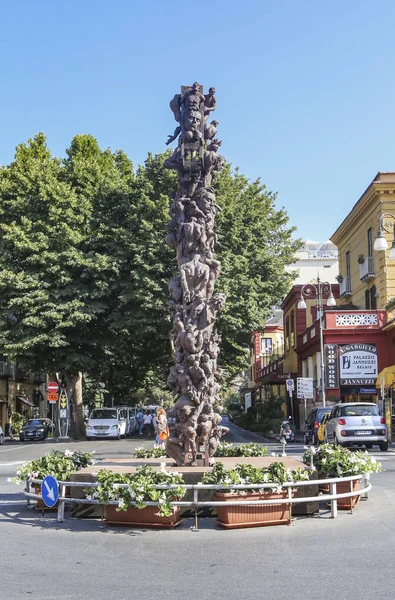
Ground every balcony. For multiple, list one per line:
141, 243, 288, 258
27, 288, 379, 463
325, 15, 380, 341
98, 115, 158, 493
339, 277, 352, 298
359, 256, 375, 282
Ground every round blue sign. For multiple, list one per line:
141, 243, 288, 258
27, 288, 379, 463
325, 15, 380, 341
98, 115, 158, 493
41, 475, 59, 507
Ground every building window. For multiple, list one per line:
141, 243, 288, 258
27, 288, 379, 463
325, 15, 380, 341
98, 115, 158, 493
365, 290, 370, 310
367, 227, 373, 258
286, 317, 290, 351
291, 310, 295, 347
370, 285, 377, 310
346, 250, 351, 280
260, 337, 272, 355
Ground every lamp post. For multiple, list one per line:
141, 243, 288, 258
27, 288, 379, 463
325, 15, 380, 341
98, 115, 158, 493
297, 276, 337, 407
374, 212, 395, 259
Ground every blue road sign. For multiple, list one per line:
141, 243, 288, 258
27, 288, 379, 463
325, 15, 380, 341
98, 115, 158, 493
41, 475, 59, 508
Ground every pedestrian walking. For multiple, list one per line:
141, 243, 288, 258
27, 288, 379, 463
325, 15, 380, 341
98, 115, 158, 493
155, 407, 169, 449
137, 408, 144, 435
143, 410, 153, 437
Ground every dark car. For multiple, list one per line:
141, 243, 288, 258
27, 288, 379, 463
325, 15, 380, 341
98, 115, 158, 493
20, 419, 53, 442
304, 407, 332, 445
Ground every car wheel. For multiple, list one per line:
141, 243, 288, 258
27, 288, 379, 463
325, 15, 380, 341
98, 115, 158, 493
365, 443, 373, 449
19, 436, 24, 442
379, 442, 389, 452
117, 430, 121, 440
303, 433, 309, 445
313, 433, 319, 446
86, 437, 92, 441
0, 434, 3, 445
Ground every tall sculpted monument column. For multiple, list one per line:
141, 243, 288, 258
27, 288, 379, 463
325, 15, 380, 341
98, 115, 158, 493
164, 83, 228, 466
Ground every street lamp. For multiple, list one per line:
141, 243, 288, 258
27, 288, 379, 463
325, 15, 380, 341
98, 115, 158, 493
374, 213, 395, 260
297, 276, 337, 407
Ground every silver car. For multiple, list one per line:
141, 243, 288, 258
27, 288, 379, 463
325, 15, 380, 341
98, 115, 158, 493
325, 403, 388, 451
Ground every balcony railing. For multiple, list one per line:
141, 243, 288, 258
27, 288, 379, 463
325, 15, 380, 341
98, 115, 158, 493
359, 257, 375, 281
339, 277, 352, 297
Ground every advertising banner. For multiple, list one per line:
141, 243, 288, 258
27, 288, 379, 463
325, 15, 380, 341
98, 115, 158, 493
339, 343, 378, 385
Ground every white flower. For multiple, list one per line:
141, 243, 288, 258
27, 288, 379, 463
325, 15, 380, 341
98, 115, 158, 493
271, 452, 277, 457
7, 477, 12, 483
64, 450, 74, 457
16, 470, 21, 476
117, 498, 125, 509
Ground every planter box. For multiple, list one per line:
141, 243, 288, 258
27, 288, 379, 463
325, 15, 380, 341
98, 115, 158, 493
105, 504, 182, 528
319, 478, 361, 510
214, 491, 292, 529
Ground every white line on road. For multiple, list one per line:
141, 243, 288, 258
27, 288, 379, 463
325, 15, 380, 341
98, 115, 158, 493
0, 461, 25, 467
0, 445, 30, 454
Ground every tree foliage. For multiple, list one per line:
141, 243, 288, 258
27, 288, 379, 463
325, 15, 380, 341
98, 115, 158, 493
0, 134, 301, 408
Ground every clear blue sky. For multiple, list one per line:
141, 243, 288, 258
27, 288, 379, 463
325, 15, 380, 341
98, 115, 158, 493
1, 0, 395, 242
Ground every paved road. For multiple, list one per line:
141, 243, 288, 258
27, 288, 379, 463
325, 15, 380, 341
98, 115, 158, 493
0, 420, 394, 600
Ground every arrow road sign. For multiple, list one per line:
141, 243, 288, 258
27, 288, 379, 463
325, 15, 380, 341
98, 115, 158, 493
41, 475, 59, 508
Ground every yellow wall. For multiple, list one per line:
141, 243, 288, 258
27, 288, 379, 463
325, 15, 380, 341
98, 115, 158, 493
332, 177, 395, 308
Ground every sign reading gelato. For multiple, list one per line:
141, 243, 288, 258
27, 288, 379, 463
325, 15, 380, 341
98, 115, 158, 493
339, 343, 378, 385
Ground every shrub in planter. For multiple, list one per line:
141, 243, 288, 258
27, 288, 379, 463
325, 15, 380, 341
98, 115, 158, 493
214, 442, 268, 457
89, 464, 186, 523
10, 449, 95, 509
135, 442, 268, 459
202, 462, 309, 528
302, 444, 382, 509
10, 450, 95, 485
134, 446, 167, 458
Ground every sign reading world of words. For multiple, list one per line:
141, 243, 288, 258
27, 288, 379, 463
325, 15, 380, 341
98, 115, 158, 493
339, 343, 378, 385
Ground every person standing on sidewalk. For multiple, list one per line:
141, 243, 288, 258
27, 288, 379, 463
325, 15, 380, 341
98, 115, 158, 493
143, 410, 153, 437
137, 408, 144, 435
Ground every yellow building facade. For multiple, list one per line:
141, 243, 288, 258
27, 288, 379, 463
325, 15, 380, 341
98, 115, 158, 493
331, 172, 395, 309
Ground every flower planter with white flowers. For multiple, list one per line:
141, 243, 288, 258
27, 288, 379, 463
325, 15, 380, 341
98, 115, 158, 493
202, 462, 310, 529
10, 449, 95, 510
303, 444, 382, 510
88, 464, 186, 528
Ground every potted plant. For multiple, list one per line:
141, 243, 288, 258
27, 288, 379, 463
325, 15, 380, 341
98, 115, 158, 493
134, 442, 268, 459
303, 444, 382, 509
90, 464, 186, 527
357, 254, 365, 264
202, 461, 309, 528
335, 274, 344, 283
10, 449, 95, 509
385, 297, 395, 312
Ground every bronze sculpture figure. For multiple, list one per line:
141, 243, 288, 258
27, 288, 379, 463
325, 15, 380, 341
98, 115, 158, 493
164, 83, 226, 466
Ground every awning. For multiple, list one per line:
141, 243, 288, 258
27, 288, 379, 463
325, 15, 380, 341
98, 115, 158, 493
376, 366, 395, 388
16, 396, 34, 407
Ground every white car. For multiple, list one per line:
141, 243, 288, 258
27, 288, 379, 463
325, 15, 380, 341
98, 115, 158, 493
85, 408, 127, 440
0, 424, 4, 444
325, 402, 388, 451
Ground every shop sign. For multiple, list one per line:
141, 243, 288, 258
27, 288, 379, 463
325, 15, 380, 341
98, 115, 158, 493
339, 343, 378, 385
325, 344, 339, 389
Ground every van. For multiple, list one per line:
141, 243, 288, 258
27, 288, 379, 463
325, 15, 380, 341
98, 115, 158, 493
115, 406, 138, 436
85, 407, 127, 440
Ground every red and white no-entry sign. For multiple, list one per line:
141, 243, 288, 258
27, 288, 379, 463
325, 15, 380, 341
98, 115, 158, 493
47, 381, 59, 393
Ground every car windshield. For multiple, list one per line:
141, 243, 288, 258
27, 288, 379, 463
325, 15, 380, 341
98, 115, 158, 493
341, 405, 379, 417
317, 409, 331, 420
90, 410, 117, 420
26, 420, 46, 426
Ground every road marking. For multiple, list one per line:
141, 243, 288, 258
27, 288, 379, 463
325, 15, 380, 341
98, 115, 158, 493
0, 461, 25, 467
0, 499, 27, 505
0, 445, 30, 454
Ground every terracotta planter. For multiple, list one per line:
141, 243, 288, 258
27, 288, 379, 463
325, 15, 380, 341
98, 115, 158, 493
105, 504, 182, 528
318, 477, 361, 510
34, 484, 71, 510
214, 491, 292, 529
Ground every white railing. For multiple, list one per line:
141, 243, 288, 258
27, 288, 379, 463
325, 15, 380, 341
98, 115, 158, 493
23, 474, 371, 529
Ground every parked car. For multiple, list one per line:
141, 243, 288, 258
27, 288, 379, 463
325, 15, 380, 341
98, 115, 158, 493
0, 424, 4, 444
317, 413, 330, 444
19, 419, 54, 442
304, 407, 332, 445
325, 402, 388, 451
85, 407, 127, 440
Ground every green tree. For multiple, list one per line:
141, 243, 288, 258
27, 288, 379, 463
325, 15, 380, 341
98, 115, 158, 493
0, 134, 106, 437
